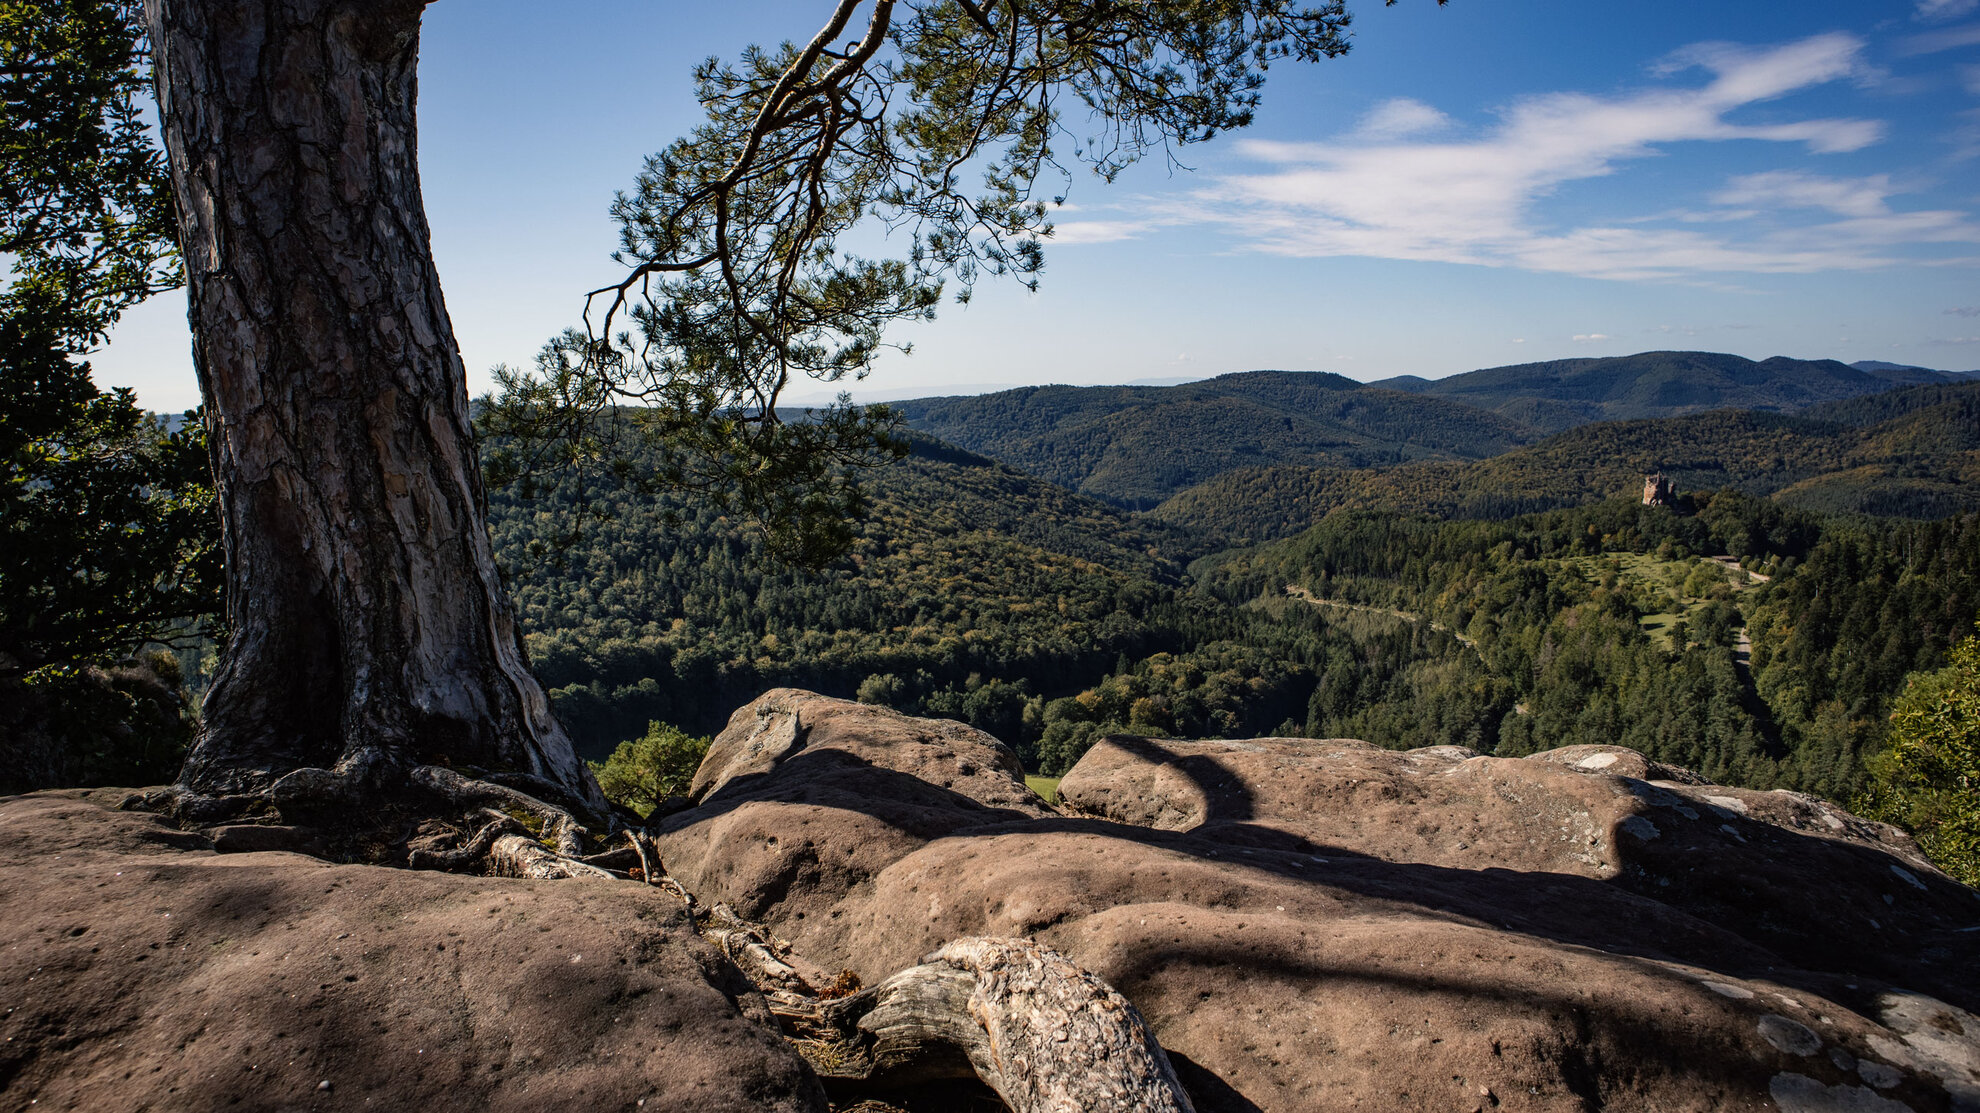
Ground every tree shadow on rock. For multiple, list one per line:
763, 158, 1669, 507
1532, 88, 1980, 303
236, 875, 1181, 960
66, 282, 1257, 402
1165, 1050, 1266, 1113
1098, 746, 1980, 1017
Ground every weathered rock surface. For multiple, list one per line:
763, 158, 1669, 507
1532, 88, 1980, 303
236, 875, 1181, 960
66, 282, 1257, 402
13, 692, 1980, 1113
655, 689, 1049, 955
661, 693, 1980, 1113
1060, 736, 1978, 1008
0, 790, 825, 1112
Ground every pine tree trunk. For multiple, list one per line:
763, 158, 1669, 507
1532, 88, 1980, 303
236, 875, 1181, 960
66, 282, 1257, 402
145, 0, 603, 813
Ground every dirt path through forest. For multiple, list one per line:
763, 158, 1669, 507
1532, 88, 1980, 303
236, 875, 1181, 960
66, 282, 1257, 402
1281, 585, 1479, 651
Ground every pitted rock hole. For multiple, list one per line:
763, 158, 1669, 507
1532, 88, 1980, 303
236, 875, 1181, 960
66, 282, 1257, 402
1760, 1014, 1822, 1056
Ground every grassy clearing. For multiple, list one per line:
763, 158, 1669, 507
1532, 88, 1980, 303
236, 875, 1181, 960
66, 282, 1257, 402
1025, 775, 1061, 804
1564, 552, 1760, 652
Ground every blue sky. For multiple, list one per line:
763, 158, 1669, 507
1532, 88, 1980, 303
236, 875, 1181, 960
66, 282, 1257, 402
96, 0, 1980, 412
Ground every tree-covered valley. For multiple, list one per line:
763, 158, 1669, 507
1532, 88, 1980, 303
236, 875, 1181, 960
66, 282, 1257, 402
487, 385, 1980, 830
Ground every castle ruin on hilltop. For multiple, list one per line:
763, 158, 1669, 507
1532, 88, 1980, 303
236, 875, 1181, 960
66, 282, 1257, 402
1643, 474, 1675, 506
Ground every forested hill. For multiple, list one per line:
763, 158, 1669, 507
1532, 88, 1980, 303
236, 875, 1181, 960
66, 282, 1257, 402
1370, 350, 1935, 433
1152, 382, 1980, 543
482, 402, 1980, 832
1799, 377, 1980, 429
1194, 497, 1980, 798
886, 351, 1951, 510
488, 433, 1210, 757
891, 371, 1538, 509
488, 429, 1554, 774
1849, 359, 1980, 382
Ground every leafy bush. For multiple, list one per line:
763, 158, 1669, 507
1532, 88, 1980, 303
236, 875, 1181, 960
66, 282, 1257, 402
1861, 627, 1980, 887
0, 652, 194, 793
587, 721, 712, 817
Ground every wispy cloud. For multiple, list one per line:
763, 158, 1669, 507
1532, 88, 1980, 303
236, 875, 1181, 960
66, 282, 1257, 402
1895, 22, 1980, 55
1916, 0, 1980, 23
1353, 98, 1453, 140
1045, 220, 1150, 245
1573, 333, 1613, 342
1712, 170, 1894, 217
1949, 306, 1980, 316
1955, 108, 1980, 161
1134, 34, 1980, 281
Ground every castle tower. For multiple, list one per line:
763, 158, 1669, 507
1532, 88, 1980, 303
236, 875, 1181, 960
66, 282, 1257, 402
1643, 474, 1674, 506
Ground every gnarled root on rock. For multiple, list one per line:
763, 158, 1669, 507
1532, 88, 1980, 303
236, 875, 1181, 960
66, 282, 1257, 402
127, 763, 1192, 1111
776, 936, 1197, 1113
125, 757, 617, 876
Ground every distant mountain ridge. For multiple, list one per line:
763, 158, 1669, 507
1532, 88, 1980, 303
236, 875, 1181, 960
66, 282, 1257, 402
1151, 379, 1980, 541
1370, 350, 1941, 433
894, 371, 1538, 509
889, 350, 1963, 508
1850, 360, 1980, 381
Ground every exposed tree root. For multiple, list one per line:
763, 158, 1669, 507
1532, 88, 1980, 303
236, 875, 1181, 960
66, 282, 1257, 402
405, 809, 525, 871
703, 903, 834, 995
574, 824, 1195, 1110
406, 764, 592, 857
623, 829, 663, 885
129, 758, 615, 876
129, 765, 1192, 1111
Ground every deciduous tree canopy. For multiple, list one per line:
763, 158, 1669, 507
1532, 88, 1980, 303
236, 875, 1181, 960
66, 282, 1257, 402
0, 0, 218, 791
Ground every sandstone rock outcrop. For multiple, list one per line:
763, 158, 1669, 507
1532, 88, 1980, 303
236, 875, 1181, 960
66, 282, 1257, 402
0, 790, 825, 1112
659, 692, 1980, 1113
656, 689, 1050, 944
11, 691, 1980, 1113
1059, 736, 1975, 1010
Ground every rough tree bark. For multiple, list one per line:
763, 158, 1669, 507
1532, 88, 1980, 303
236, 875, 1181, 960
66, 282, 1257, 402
144, 0, 603, 815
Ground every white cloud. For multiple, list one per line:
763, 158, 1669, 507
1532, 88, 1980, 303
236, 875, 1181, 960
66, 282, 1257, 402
1354, 98, 1453, 140
1574, 333, 1613, 342
1712, 171, 1893, 217
1510, 338, 1526, 344
1916, 0, 1979, 21
1948, 306, 1980, 316
1153, 34, 1980, 281
1045, 220, 1149, 245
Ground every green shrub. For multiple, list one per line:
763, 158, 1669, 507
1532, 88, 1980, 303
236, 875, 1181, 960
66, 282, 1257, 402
1861, 626, 1980, 887
0, 652, 194, 793
588, 721, 712, 817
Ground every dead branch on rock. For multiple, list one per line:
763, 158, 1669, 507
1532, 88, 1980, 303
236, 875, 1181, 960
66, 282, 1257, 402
704, 903, 823, 994
772, 937, 1197, 1113
625, 828, 663, 886
487, 834, 620, 880
576, 843, 644, 871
